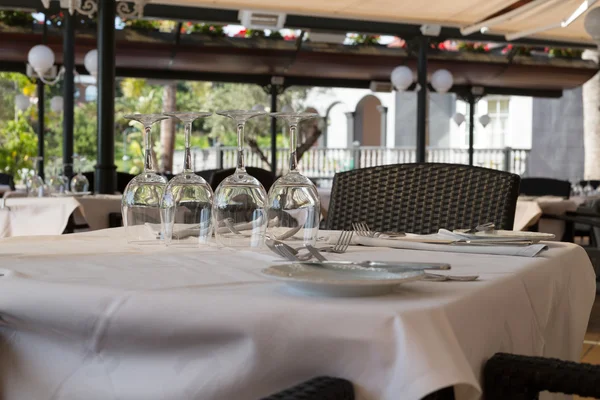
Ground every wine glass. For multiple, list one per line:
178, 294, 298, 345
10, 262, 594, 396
122, 114, 169, 244
70, 154, 90, 194
213, 110, 268, 247
26, 156, 45, 197
47, 159, 68, 194
161, 112, 213, 247
267, 112, 321, 245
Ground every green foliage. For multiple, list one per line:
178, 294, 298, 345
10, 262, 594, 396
0, 11, 34, 27
0, 115, 37, 181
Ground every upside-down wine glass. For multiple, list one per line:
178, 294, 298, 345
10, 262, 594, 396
267, 112, 321, 245
213, 110, 268, 247
161, 112, 214, 246
122, 114, 169, 244
47, 159, 68, 194
70, 154, 90, 194
26, 156, 45, 197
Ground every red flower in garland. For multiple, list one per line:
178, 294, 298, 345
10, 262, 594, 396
283, 34, 296, 41
234, 28, 247, 37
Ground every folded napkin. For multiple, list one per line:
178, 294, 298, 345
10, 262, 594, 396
321, 230, 547, 257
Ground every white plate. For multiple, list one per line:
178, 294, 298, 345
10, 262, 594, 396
452, 229, 555, 242
261, 262, 425, 297
50, 191, 92, 197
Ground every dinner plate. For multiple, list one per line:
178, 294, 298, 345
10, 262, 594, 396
261, 262, 425, 297
452, 229, 554, 242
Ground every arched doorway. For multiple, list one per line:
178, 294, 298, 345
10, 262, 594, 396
355, 95, 383, 146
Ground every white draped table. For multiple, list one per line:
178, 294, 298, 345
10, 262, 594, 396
0, 229, 594, 400
0, 195, 122, 237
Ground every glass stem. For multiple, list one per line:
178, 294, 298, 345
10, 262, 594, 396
289, 123, 298, 172
144, 125, 154, 172
183, 121, 193, 173
236, 122, 246, 172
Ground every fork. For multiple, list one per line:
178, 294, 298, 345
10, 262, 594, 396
275, 243, 312, 261
305, 245, 328, 261
320, 230, 353, 253
353, 222, 404, 238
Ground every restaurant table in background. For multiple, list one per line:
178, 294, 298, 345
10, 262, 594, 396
0, 185, 11, 196
0, 195, 123, 237
515, 196, 578, 240
73, 194, 123, 230
0, 228, 593, 400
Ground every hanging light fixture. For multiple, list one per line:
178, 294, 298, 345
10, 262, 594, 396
15, 94, 31, 112
431, 69, 454, 93
50, 96, 64, 113
479, 114, 491, 128
84, 49, 98, 79
40, 0, 149, 19
27, 44, 66, 85
452, 112, 465, 126
390, 66, 413, 91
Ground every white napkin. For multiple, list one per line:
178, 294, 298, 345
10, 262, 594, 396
322, 230, 547, 257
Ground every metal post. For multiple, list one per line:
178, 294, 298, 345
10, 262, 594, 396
468, 93, 475, 166
95, 0, 117, 194
503, 146, 512, 172
376, 105, 388, 147
37, 13, 47, 180
62, 11, 75, 177
270, 85, 278, 178
416, 36, 428, 163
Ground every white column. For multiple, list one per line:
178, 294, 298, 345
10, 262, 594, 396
376, 105, 388, 147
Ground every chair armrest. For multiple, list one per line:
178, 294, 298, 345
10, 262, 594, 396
484, 352, 600, 400
260, 377, 354, 400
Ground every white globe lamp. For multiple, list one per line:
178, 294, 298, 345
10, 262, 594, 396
431, 69, 454, 93
15, 94, 30, 112
28, 44, 56, 76
391, 66, 413, 91
50, 96, 64, 113
84, 49, 98, 78
452, 112, 465, 126
479, 114, 491, 128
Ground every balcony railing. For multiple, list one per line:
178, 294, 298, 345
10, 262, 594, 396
176, 146, 530, 178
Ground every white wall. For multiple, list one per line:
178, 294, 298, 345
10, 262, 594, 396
304, 88, 396, 148
507, 96, 533, 149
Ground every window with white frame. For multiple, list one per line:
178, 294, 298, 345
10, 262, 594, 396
487, 97, 510, 148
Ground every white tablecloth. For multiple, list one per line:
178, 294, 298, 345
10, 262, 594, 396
0, 229, 594, 400
515, 196, 578, 239
1, 195, 122, 237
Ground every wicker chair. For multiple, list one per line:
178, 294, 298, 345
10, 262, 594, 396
519, 177, 571, 198
325, 163, 520, 234
484, 352, 600, 399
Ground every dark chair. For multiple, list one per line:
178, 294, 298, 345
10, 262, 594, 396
325, 163, 521, 234
83, 171, 95, 192
484, 352, 600, 399
519, 177, 571, 198
117, 172, 135, 194
210, 167, 275, 192
0, 173, 15, 190
195, 168, 219, 184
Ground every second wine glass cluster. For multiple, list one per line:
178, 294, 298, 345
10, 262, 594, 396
121, 110, 321, 248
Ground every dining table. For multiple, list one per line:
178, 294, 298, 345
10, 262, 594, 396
0, 194, 122, 237
0, 227, 593, 400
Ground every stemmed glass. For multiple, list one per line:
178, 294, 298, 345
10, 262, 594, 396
47, 159, 68, 194
70, 154, 90, 194
213, 110, 268, 247
161, 112, 213, 246
122, 114, 169, 244
26, 156, 45, 197
267, 112, 321, 245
